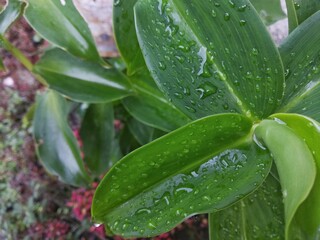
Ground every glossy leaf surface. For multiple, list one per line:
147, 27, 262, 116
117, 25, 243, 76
272, 113, 320, 239
34, 49, 133, 103
123, 71, 190, 132
285, 0, 320, 32
210, 173, 284, 239
80, 103, 114, 176
254, 119, 316, 238
0, 0, 26, 34
24, 0, 101, 62
278, 11, 320, 122
33, 91, 91, 187
113, 0, 145, 75
135, 0, 284, 120
92, 114, 272, 237
250, 0, 286, 25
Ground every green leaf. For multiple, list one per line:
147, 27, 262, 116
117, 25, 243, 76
134, 0, 284, 120
277, 11, 320, 122
122, 70, 191, 132
250, 0, 286, 25
127, 118, 154, 145
24, 0, 101, 62
254, 119, 316, 238
285, 0, 320, 32
0, 57, 4, 71
80, 103, 114, 176
92, 114, 272, 238
33, 91, 91, 187
119, 125, 141, 155
271, 113, 320, 239
113, 0, 145, 75
0, 0, 26, 34
33, 48, 133, 103
209, 172, 284, 239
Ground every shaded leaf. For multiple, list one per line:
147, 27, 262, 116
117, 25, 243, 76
24, 0, 101, 62
278, 11, 320, 122
209, 172, 284, 239
272, 113, 320, 239
34, 48, 133, 103
0, 57, 4, 71
0, 0, 26, 34
92, 114, 272, 238
254, 119, 316, 238
80, 103, 114, 176
113, 0, 145, 75
33, 90, 91, 187
250, 0, 286, 25
127, 118, 154, 145
135, 0, 284, 120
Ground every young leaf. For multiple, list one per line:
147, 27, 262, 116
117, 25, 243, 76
134, 0, 284, 120
0, 0, 26, 34
272, 113, 320, 239
92, 114, 272, 238
113, 0, 145, 75
122, 70, 191, 132
250, 0, 286, 25
285, 0, 320, 32
80, 103, 114, 176
33, 90, 91, 187
278, 11, 320, 122
209, 173, 284, 239
24, 0, 101, 63
33, 48, 133, 103
254, 119, 316, 238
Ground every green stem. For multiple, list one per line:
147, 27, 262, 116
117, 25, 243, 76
0, 35, 47, 86
208, 213, 215, 240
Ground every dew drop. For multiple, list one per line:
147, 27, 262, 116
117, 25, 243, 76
185, 106, 196, 113
252, 48, 259, 56
211, 9, 217, 18
196, 82, 218, 99
224, 12, 231, 21
239, 20, 246, 26
158, 61, 166, 70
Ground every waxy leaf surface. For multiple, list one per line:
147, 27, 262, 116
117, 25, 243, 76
254, 119, 316, 238
34, 49, 133, 103
80, 103, 114, 176
272, 113, 320, 239
24, 0, 101, 62
113, 0, 145, 75
210, 173, 284, 239
92, 114, 272, 237
278, 11, 320, 122
0, 0, 26, 34
250, 0, 286, 25
135, 0, 284, 120
33, 91, 91, 187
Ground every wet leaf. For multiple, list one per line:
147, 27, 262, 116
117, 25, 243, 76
0, 0, 26, 34
33, 91, 91, 187
92, 114, 272, 238
135, 0, 284, 120
250, 0, 286, 25
278, 11, 320, 122
80, 103, 114, 176
34, 48, 133, 103
24, 0, 102, 62
272, 113, 320, 239
113, 0, 145, 75
254, 118, 316, 238
209, 172, 284, 239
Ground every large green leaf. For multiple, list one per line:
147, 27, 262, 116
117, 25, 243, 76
135, 0, 284, 120
24, 0, 101, 63
33, 91, 91, 187
113, 0, 145, 75
285, 0, 320, 32
0, 0, 26, 34
272, 113, 320, 239
277, 11, 320, 121
92, 114, 272, 238
122, 70, 191, 132
250, 0, 286, 25
34, 48, 133, 103
80, 103, 114, 176
254, 119, 316, 238
209, 172, 284, 239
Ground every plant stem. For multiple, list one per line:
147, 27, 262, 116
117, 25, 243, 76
0, 34, 48, 86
